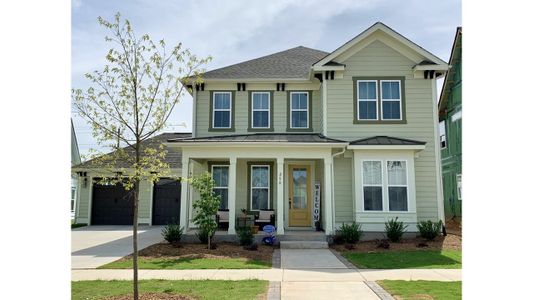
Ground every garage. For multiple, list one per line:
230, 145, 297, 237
91, 180, 134, 225
152, 178, 181, 225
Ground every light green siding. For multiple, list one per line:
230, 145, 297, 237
195, 84, 322, 137
326, 40, 439, 222
333, 156, 354, 223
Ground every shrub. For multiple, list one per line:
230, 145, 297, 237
376, 239, 390, 249
417, 220, 443, 240
338, 222, 364, 244
237, 227, 254, 246
161, 222, 183, 244
197, 227, 215, 244
385, 217, 408, 242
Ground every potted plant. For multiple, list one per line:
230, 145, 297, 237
251, 225, 259, 234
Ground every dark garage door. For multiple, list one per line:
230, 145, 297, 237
91, 181, 134, 225
152, 178, 181, 225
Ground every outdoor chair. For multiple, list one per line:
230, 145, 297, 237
255, 209, 275, 230
216, 209, 229, 229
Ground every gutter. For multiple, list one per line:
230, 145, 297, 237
329, 147, 347, 232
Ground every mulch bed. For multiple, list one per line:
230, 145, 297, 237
102, 293, 196, 300
331, 234, 461, 253
123, 242, 274, 263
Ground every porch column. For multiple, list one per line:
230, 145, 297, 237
276, 157, 285, 234
180, 156, 190, 233
228, 157, 237, 234
324, 157, 334, 235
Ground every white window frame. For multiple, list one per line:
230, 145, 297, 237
357, 80, 379, 121
380, 80, 403, 121
289, 91, 309, 129
456, 174, 462, 201
212, 92, 232, 129
211, 165, 229, 208
386, 160, 409, 212
439, 120, 447, 149
250, 164, 270, 210
361, 160, 384, 212
251, 92, 271, 129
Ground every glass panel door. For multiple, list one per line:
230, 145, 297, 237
289, 165, 311, 227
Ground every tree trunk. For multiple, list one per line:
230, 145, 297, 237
133, 180, 139, 300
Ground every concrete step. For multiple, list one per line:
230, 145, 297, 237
280, 241, 329, 249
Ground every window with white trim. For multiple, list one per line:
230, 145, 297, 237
387, 161, 408, 211
357, 81, 378, 120
290, 92, 309, 128
251, 92, 270, 128
213, 92, 231, 128
250, 165, 270, 210
381, 80, 402, 120
212, 165, 229, 209
439, 121, 447, 149
362, 161, 383, 211
456, 174, 462, 201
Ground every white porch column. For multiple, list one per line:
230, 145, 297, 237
324, 157, 334, 235
276, 157, 285, 234
228, 157, 237, 234
180, 156, 190, 233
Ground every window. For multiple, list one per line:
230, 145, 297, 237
362, 161, 383, 211
439, 121, 447, 149
211, 165, 229, 209
456, 174, 462, 201
251, 92, 270, 128
250, 165, 270, 210
357, 81, 378, 120
212, 92, 231, 128
451, 110, 462, 122
387, 161, 408, 211
381, 80, 402, 120
71, 187, 76, 211
290, 92, 309, 128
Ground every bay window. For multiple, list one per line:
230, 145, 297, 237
362, 159, 409, 212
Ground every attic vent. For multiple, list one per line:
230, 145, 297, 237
424, 70, 436, 79
237, 83, 246, 91
276, 83, 285, 91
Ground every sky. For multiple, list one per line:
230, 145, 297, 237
72, 0, 461, 158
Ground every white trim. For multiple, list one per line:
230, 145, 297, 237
348, 145, 425, 150
169, 142, 347, 148
312, 65, 345, 71
192, 88, 197, 137
87, 177, 93, 225
211, 164, 229, 209
413, 64, 450, 71
251, 92, 271, 129
439, 120, 447, 149
212, 92, 232, 129
149, 182, 154, 226
249, 164, 271, 210
356, 80, 379, 121
380, 80, 403, 121
322, 75, 328, 135
361, 160, 384, 212
289, 91, 310, 129
432, 78, 445, 223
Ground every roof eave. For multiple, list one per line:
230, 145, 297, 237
347, 144, 426, 150
165, 141, 348, 148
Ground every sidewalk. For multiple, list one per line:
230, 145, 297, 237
71, 267, 462, 282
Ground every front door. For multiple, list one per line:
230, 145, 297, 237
288, 164, 311, 227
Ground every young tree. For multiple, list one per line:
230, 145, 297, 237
189, 172, 221, 250
72, 13, 210, 300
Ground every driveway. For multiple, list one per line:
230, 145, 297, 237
72, 225, 164, 269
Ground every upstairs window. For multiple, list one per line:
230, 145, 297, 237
213, 92, 232, 129
357, 81, 378, 120
290, 92, 309, 129
355, 78, 405, 122
251, 92, 270, 128
212, 165, 229, 209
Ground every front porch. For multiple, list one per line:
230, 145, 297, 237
172, 142, 345, 236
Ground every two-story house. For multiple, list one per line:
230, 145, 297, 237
169, 22, 449, 237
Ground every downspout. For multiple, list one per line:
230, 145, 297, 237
432, 77, 446, 226
330, 146, 347, 231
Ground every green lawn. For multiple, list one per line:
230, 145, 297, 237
379, 280, 462, 300
342, 250, 461, 269
72, 280, 268, 300
99, 257, 271, 269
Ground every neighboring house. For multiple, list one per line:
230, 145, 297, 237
167, 22, 448, 237
72, 132, 191, 225
71, 119, 81, 219
438, 27, 462, 220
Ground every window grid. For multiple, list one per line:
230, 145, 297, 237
251, 92, 270, 129
361, 159, 409, 212
362, 160, 383, 211
250, 165, 270, 210
212, 92, 232, 129
290, 92, 309, 129
386, 160, 408, 212
380, 80, 402, 121
357, 80, 378, 121
211, 165, 229, 209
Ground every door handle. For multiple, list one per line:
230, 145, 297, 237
289, 199, 292, 209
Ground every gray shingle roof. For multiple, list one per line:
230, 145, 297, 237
201, 46, 329, 79
349, 136, 426, 146
168, 133, 346, 144
74, 132, 192, 170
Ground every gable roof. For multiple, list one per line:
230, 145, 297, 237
73, 132, 192, 170
200, 46, 328, 80
168, 133, 346, 144
349, 136, 426, 146
438, 27, 462, 116
314, 22, 448, 67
